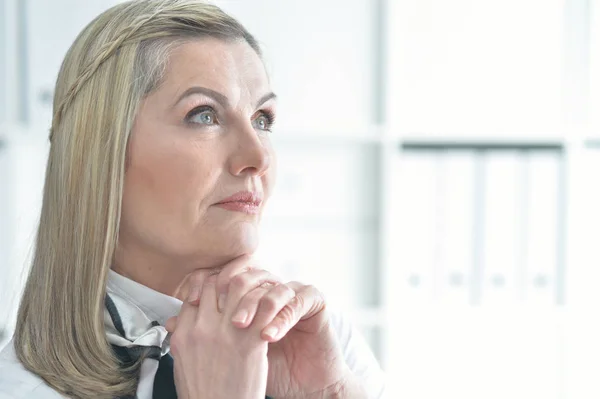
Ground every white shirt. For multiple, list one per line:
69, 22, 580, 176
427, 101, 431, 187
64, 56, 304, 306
0, 270, 386, 398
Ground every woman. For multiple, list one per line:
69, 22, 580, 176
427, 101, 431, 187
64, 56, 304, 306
0, 0, 385, 398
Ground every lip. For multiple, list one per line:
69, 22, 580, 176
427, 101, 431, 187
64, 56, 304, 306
214, 191, 262, 214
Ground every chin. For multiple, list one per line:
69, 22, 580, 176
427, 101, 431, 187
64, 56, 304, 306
219, 221, 260, 256
230, 232, 260, 255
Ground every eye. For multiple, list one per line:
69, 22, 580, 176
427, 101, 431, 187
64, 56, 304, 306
253, 110, 275, 132
254, 115, 269, 130
186, 106, 218, 125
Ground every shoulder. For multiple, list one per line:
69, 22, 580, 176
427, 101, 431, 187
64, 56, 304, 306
0, 340, 66, 399
327, 309, 387, 399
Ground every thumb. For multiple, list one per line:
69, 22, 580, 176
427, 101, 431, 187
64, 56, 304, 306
165, 316, 178, 333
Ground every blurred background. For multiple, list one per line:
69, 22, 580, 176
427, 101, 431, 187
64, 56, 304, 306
1, 0, 600, 397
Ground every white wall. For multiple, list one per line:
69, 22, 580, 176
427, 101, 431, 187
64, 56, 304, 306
1, 1, 600, 398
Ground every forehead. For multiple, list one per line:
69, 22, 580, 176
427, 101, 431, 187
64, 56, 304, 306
161, 38, 269, 104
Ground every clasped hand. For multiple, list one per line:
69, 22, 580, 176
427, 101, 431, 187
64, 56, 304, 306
165, 255, 353, 399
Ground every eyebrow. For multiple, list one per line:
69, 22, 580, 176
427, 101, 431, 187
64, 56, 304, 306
174, 86, 277, 109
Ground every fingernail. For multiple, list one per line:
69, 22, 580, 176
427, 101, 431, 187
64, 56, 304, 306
188, 286, 201, 303
263, 325, 279, 339
232, 310, 248, 325
218, 294, 226, 312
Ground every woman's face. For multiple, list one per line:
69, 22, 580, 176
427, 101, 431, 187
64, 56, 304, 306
119, 38, 277, 272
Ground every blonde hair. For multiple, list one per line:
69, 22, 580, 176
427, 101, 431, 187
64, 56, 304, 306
13, 1, 261, 397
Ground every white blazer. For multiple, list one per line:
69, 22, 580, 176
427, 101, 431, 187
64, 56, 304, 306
0, 311, 386, 398
0, 342, 66, 398
0, 272, 386, 398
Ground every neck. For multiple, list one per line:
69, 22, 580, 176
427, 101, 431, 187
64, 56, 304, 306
112, 239, 235, 299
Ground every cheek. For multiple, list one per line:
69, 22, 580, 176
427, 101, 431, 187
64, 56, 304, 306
122, 138, 219, 231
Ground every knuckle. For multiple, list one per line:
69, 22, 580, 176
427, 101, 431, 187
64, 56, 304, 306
204, 274, 217, 286
301, 284, 321, 299
215, 271, 231, 288
277, 303, 296, 324
303, 284, 318, 292
169, 331, 190, 355
259, 281, 275, 291
279, 284, 295, 297
307, 285, 326, 302
259, 295, 279, 313
230, 273, 251, 292
293, 292, 306, 309
169, 335, 181, 355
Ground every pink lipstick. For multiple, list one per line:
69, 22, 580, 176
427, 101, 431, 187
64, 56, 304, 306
214, 191, 262, 215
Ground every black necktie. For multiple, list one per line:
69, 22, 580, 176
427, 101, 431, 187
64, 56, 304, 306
152, 352, 177, 399
111, 344, 177, 398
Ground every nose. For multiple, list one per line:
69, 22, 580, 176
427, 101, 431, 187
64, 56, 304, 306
227, 123, 271, 177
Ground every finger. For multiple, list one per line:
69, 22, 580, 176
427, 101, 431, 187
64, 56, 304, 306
215, 254, 254, 311
261, 283, 326, 342
179, 283, 203, 318
222, 269, 282, 317
167, 284, 202, 354
232, 282, 296, 329
173, 267, 219, 302
165, 316, 177, 333
228, 283, 272, 328
197, 274, 219, 322
173, 254, 251, 302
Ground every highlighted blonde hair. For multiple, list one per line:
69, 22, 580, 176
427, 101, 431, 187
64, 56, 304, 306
14, 1, 260, 397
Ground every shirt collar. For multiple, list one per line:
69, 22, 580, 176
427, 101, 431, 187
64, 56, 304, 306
106, 269, 182, 326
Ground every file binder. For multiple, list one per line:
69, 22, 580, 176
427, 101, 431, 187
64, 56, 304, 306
481, 151, 522, 305
524, 152, 560, 305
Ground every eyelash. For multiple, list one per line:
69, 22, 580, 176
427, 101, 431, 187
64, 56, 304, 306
185, 105, 216, 125
184, 105, 276, 132
258, 109, 276, 132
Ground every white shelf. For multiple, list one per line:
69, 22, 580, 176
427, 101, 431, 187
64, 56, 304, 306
2, 122, 589, 148
586, 138, 600, 148
274, 130, 574, 147
1, 2, 599, 397
398, 133, 566, 144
